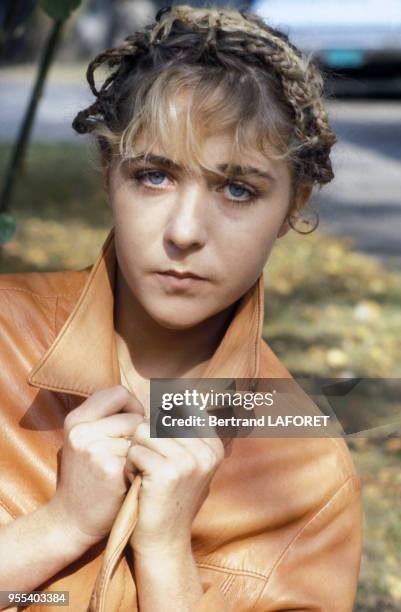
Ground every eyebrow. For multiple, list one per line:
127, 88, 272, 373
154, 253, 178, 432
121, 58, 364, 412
124, 153, 276, 182
219, 163, 276, 182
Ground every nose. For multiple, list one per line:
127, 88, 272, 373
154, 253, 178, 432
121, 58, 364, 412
164, 184, 208, 251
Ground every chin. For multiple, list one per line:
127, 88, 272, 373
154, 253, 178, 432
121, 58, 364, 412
146, 303, 207, 330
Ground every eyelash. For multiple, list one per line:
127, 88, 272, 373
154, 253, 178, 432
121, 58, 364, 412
131, 169, 259, 206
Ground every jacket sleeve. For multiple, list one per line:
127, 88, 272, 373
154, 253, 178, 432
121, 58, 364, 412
251, 474, 363, 612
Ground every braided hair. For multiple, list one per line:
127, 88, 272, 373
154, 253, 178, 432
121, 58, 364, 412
73, 4, 337, 233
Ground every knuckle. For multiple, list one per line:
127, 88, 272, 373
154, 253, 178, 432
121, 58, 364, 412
164, 466, 180, 483
133, 422, 148, 441
64, 411, 80, 432
86, 439, 103, 459
102, 459, 120, 479
127, 444, 139, 460
112, 384, 131, 400
179, 453, 196, 475
67, 424, 88, 450
211, 439, 225, 461
198, 443, 224, 473
199, 455, 216, 474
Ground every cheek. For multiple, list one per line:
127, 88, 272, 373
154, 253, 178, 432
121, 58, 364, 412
213, 208, 283, 305
112, 195, 158, 263
220, 212, 281, 275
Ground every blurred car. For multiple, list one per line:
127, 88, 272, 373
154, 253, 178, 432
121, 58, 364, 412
251, 0, 401, 94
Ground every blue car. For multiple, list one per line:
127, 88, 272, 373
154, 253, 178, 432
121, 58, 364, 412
251, 0, 401, 89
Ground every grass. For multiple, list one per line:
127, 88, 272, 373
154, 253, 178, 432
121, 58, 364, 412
1, 142, 401, 610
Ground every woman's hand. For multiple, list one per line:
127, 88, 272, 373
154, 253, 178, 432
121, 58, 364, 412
48, 385, 145, 548
125, 421, 225, 556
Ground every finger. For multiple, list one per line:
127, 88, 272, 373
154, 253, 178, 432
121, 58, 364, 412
84, 439, 127, 473
85, 412, 144, 439
64, 385, 144, 430
132, 422, 225, 467
91, 437, 132, 458
119, 386, 146, 416
126, 444, 164, 476
132, 421, 191, 460
197, 436, 226, 461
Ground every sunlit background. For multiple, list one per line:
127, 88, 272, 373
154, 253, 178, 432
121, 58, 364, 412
1, 2, 401, 609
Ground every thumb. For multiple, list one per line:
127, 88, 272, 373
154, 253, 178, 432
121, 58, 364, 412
122, 387, 146, 419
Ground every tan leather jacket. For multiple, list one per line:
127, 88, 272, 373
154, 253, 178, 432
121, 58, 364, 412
0, 228, 362, 611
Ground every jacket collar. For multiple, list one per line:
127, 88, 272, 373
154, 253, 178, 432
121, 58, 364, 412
28, 228, 265, 398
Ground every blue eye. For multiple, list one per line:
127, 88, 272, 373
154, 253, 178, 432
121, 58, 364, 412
228, 183, 250, 198
146, 171, 166, 185
223, 182, 256, 203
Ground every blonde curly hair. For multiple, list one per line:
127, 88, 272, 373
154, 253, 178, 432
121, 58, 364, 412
73, 4, 337, 232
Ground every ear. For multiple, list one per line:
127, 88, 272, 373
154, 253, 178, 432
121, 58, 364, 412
277, 184, 313, 238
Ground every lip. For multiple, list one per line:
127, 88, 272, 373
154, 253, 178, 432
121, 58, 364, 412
161, 269, 205, 280
156, 271, 207, 290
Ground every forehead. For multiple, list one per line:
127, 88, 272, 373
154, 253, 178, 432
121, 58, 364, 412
128, 126, 284, 179
118, 78, 290, 178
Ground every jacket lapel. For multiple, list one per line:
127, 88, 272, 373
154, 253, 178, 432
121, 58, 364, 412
27, 227, 265, 397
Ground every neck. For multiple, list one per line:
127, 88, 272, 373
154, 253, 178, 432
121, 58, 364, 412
114, 266, 237, 382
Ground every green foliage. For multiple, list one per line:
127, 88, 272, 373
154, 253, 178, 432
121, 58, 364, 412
264, 230, 401, 378
0, 212, 16, 245
40, 0, 82, 21
352, 437, 401, 611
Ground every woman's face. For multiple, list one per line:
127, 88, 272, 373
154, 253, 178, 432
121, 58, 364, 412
107, 129, 310, 330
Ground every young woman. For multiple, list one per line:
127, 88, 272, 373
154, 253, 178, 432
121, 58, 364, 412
0, 5, 362, 611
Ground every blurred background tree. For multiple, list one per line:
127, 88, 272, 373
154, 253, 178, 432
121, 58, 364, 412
0, 0, 82, 245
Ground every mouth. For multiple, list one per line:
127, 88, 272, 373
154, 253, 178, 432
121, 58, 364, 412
160, 269, 206, 280
156, 269, 207, 290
